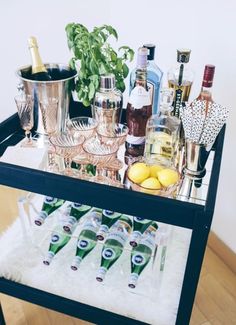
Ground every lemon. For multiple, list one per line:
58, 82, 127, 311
157, 169, 179, 187
141, 177, 162, 190
128, 163, 150, 184
149, 164, 164, 177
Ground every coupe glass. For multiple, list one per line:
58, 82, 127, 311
67, 116, 98, 139
49, 133, 85, 176
39, 97, 59, 137
82, 137, 118, 184
105, 158, 124, 188
97, 123, 129, 146
14, 94, 35, 147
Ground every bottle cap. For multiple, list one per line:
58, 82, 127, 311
34, 211, 48, 226
143, 44, 156, 60
96, 267, 107, 282
128, 273, 139, 289
96, 224, 109, 241
71, 256, 82, 271
177, 49, 191, 63
43, 251, 55, 265
137, 47, 148, 69
202, 64, 215, 88
100, 74, 115, 91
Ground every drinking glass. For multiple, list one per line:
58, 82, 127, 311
82, 137, 118, 184
97, 123, 129, 146
14, 94, 35, 147
39, 97, 59, 137
49, 133, 85, 176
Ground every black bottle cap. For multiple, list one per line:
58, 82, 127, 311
177, 49, 191, 63
143, 44, 156, 60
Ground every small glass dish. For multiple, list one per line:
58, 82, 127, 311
126, 161, 180, 198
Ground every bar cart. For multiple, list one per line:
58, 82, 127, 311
0, 103, 225, 325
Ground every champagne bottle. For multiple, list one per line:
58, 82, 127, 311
129, 217, 153, 247
62, 202, 92, 233
128, 222, 158, 289
43, 228, 71, 265
28, 36, 51, 81
34, 197, 65, 226
96, 215, 133, 282
71, 208, 102, 270
96, 210, 122, 241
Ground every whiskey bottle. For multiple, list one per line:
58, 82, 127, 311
71, 208, 102, 270
129, 217, 152, 247
62, 203, 92, 234
96, 209, 122, 241
125, 47, 152, 165
43, 228, 71, 265
96, 215, 133, 282
28, 36, 51, 81
167, 49, 194, 117
128, 222, 158, 289
34, 197, 65, 226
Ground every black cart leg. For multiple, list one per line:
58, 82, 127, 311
0, 302, 6, 325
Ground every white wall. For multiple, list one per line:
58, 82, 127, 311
0, 1, 235, 251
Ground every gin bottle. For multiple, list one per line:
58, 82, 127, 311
62, 202, 92, 233
144, 88, 180, 166
96, 209, 122, 241
129, 217, 153, 247
128, 222, 158, 289
96, 215, 133, 282
71, 208, 102, 270
43, 228, 71, 265
34, 197, 65, 226
167, 49, 194, 117
125, 47, 152, 165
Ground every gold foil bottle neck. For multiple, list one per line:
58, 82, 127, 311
28, 36, 38, 49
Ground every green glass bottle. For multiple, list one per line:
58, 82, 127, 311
71, 208, 102, 271
34, 197, 65, 226
43, 228, 71, 265
63, 202, 92, 233
96, 215, 133, 282
96, 210, 122, 241
128, 222, 158, 289
129, 217, 153, 247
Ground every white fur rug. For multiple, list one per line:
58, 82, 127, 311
0, 202, 191, 325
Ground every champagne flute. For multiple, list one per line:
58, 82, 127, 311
14, 94, 35, 147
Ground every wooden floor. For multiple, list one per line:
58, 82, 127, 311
0, 186, 236, 325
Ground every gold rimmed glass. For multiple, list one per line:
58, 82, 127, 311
14, 94, 35, 147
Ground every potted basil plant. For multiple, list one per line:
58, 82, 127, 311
65, 23, 134, 107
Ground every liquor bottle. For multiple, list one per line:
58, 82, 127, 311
71, 208, 102, 270
96, 209, 122, 241
129, 217, 153, 247
43, 228, 71, 265
128, 222, 158, 289
28, 36, 52, 81
96, 215, 133, 282
62, 202, 92, 234
196, 64, 215, 104
34, 197, 65, 226
125, 47, 152, 165
144, 88, 180, 166
167, 49, 194, 117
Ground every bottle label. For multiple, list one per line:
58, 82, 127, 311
65, 216, 77, 228
45, 197, 57, 205
126, 134, 145, 145
129, 85, 151, 109
72, 203, 91, 211
98, 224, 109, 235
102, 247, 116, 260
50, 233, 61, 244
132, 253, 146, 266
134, 217, 150, 224
78, 239, 91, 250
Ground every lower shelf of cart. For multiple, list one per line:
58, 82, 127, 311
0, 199, 192, 325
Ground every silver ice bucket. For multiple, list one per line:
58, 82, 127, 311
16, 63, 78, 134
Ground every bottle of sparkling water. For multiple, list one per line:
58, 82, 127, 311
43, 228, 71, 265
71, 208, 102, 271
96, 209, 122, 241
128, 222, 158, 289
129, 217, 153, 247
62, 202, 92, 233
34, 197, 65, 226
96, 215, 133, 282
